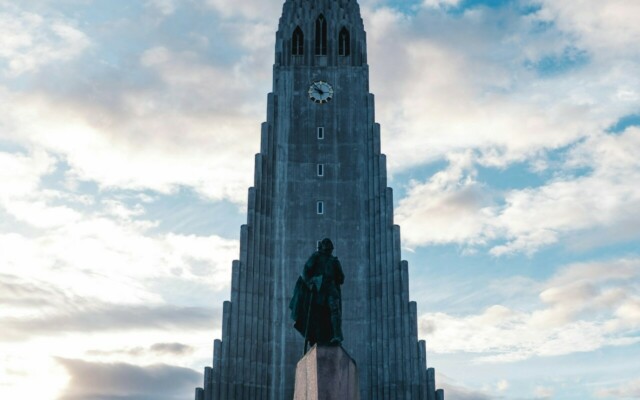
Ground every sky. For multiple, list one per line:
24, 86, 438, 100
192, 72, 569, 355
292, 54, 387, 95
0, 0, 639, 399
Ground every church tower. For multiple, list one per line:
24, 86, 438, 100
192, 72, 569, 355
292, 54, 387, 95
196, 0, 444, 398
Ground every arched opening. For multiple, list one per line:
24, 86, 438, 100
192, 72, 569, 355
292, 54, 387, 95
315, 15, 327, 55
292, 26, 304, 55
338, 27, 350, 56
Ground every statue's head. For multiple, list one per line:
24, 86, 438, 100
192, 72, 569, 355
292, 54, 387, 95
319, 238, 334, 254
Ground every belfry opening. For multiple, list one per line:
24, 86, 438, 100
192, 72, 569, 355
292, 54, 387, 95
292, 26, 304, 55
315, 14, 328, 55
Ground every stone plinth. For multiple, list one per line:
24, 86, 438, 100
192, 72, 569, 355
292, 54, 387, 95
294, 345, 360, 400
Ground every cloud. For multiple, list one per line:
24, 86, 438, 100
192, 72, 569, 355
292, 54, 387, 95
0, 273, 70, 310
395, 151, 498, 247
366, 4, 625, 171
145, 0, 178, 16
420, 257, 640, 362
0, 351, 69, 399
0, 5, 90, 76
0, 85, 257, 205
56, 358, 201, 400
491, 127, 640, 255
9, 304, 215, 336
0, 0, 277, 206
149, 343, 194, 356
496, 379, 509, 392
534, 0, 640, 56
365, 1, 639, 255
0, 281, 218, 342
396, 127, 640, 254
0, 217, 237, 302
2, 0, 635, 216
0, 152, 235, 343
423, 0, 463, 9
0, 150, 56, 199
0, 151, 239, 303
0, 0, 281, 204
596, 378, 640, 398
437, 373, 492, 400
204, 0, 281, 20
534, 385, 554, 399
86, 343, 194, 357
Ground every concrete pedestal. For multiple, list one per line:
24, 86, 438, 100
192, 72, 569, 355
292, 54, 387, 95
293, 345, 360, 400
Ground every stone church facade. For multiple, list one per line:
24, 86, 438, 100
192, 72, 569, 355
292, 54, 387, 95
196, 0, 444, 398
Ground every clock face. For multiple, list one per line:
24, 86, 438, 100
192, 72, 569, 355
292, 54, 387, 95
308, 81, 334, 104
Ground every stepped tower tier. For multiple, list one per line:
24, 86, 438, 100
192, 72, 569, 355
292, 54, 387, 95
196, 0, 444, 399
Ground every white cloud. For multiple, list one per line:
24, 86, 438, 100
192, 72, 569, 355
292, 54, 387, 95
366, 5, 631, 172
0, 151, 239, 306
204, 0, 281, 20
492, 127, 640, 255
0, 148, 236, 398
423, 0, 462, 9
364, 2, 640, 254
0, 3, 276, 206
0, 6, 90, 76
0, 151, 85, 229
534, 385, 554, 398
0, 349, 68, 400
0, 219, 238, 304
0, 70, 258, 205
396, 127, 640, 255
395, 151, 498, 247
496, 379, 509, 392
534, 0, 640, 56
420, 258, 640, 363
56, 358, 201, 400
597, 378, 640, 398
0, 4, 267, 396
0, 150, 55, 198
0, 334, 207, 400
145, 0, 178, 16
437, 372, 492, 400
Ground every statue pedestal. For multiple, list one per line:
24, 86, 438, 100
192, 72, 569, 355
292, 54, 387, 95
293, 345, 360, 400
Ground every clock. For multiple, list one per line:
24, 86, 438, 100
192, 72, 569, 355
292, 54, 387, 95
308, 81, 334, 104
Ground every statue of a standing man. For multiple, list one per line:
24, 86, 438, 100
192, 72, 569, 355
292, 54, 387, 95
290, 238, 345, 348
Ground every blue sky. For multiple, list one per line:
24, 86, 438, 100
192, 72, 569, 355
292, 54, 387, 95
1, 0, 639, 399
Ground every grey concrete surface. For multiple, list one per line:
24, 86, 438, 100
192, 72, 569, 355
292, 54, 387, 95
293, 345, 360, 400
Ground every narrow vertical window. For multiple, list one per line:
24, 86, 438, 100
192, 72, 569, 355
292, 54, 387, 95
315, 15, 327, 55
317, 201, 324, 215
317, 127, 325, 139
338, 27, 350, 56
317, 164, 324, 177
292, 26, 304, 55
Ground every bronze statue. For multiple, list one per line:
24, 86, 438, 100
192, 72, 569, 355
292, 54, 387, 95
290, 238, 345, 352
